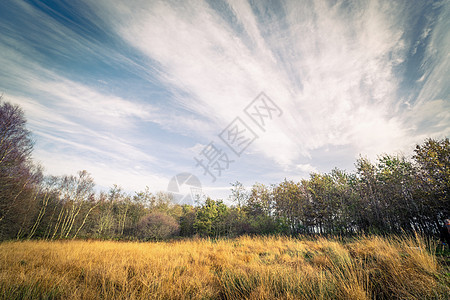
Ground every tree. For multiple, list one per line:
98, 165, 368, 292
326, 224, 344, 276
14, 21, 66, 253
229, 181, 248, 209
244, 183, 280, 234
354, 157, 386, 233
0, 97, 42, 240
374, 154, 419, 233
0, 98, 33, 171
179, 205, 196, 237
413, 138, 450, 231
246, 183, 272, 217
273, 180, 307, 234
47, 171, 95, 239
108, 185, 132, 236
133, 186, 156, 208
194, 198, 229, 237
329, 169, 360, 234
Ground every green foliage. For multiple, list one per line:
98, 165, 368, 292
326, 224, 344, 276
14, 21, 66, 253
413, 138, 450, 221
194, 198, 229, 237
179, 205, 196, 237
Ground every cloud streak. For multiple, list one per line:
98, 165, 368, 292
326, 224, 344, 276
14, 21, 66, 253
97, 0, 448, 162
0, 0, 448, 197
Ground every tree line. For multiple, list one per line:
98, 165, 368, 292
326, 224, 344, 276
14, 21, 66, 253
0, 97, 449, 241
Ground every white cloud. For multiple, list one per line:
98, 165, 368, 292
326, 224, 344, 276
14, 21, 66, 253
33, 148, 169, 193
95, 0, 438, 168
295, 164, 318, 174
1, 0, 448, 199
30, 77, 154, 127
414, 1, 449, 106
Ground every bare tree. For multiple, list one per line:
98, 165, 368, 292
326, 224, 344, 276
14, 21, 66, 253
229, 181, 248, 209
0, 97, 42, 239
47, 171, 95, 239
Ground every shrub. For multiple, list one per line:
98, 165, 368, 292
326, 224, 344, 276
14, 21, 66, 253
136, 212, 180, 240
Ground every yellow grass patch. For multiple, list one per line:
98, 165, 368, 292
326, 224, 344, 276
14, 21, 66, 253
0, 236, 448, 299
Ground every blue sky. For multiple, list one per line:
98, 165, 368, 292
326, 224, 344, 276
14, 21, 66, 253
0, 0, 449, 201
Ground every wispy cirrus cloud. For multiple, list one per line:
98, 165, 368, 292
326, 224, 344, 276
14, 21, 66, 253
0, 0, 448, 197
94, 0, 448, 167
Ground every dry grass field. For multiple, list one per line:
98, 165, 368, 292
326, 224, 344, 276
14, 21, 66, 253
1, 235, 449, 299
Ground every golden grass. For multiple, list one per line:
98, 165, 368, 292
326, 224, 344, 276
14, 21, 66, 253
0, 235, 448, 299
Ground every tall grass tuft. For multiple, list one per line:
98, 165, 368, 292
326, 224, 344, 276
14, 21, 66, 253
1, 235, 448, 299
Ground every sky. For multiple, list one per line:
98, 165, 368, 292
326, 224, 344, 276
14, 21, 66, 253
0, 0, 449, 202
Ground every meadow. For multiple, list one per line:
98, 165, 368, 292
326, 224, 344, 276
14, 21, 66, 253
0, 235, 449, 300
